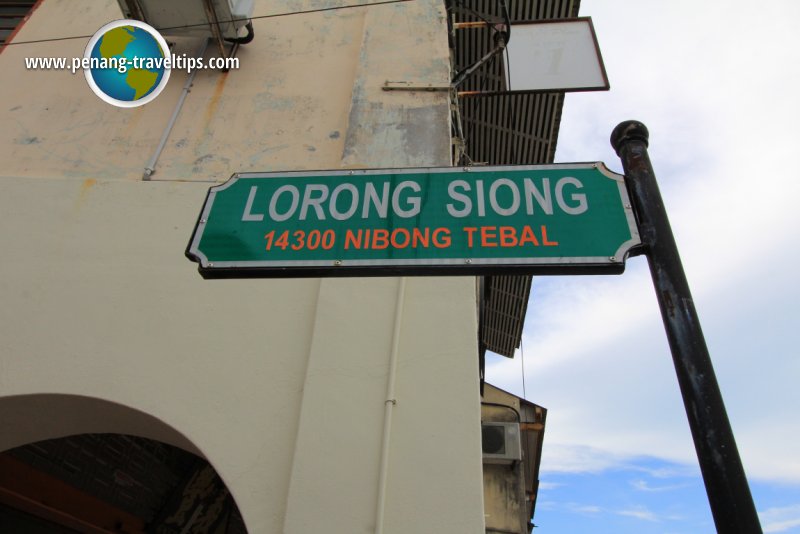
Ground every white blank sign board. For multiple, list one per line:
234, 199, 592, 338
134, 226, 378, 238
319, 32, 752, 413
505, 18, 609, 93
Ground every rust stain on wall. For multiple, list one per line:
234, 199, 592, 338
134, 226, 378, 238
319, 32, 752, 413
204, 72, 229, 130
74, 178, 97, 211
79, 178, 96, 194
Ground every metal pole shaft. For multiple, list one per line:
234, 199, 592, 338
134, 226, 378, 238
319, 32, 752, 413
611, 121, 762, 534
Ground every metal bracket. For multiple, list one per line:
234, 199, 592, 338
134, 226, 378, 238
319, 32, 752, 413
201, 0, 244, 72
382, 81, 451, 92
201, 0, 227, 63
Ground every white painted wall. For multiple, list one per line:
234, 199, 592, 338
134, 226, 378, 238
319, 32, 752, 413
0, 1, 485, 532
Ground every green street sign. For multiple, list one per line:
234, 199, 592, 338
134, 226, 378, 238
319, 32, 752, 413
186, 164, 640, 278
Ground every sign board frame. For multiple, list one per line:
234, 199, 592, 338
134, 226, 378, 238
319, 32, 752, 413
462, 17, 609, 97
186, 163, 640, 279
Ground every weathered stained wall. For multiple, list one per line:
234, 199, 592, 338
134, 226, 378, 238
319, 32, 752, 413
2, 0, 452, 180
0, 1, 485, 532
482, 387, 528, 534
482, 384, 546, 534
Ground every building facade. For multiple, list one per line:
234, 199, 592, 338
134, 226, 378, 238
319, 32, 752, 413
0, 0, 577, 531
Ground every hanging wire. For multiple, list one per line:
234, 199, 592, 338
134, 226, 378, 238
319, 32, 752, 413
520, 336, 528, 400
502, 45, 520, 163
504, 44, 512, 90
499, 0, 511, 45
1, 0, 417, 48
449, 0, 510, 87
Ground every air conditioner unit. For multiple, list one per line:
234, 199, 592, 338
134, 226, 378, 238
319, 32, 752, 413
481, 421, 522, 464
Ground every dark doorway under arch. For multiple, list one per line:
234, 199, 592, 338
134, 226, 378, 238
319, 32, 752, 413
0, 433, 247, 533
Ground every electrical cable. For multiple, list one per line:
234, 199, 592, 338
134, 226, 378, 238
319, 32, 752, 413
455, 49, 498, 166
450, 0, 510, 88
0, 0, 417, 48
520, 336, 527, 400
497, 0, 517, 164
447, 0, 513, 164
502, 45, 520, 163
499, 0, 511, 45
504, 45, 512, 90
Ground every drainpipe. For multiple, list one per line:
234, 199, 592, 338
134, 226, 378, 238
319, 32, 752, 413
374, 277, 406, 534
143, 38, 209, 180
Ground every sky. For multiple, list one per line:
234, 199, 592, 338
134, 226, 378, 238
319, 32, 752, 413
486, 1, 800, 532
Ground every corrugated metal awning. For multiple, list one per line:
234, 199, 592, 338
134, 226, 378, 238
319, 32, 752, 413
448, 0, 581, 357
0, 1, 37, 46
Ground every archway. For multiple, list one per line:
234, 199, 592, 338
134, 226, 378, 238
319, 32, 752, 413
0, 394, 247, 533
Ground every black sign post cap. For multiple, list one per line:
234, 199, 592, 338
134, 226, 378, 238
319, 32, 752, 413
610, 120, 649, 156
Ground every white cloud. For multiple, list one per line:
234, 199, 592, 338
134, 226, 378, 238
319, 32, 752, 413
616, 505, 659, 522
538, 443, 633, 475
630, 479, 692, 493
536, 500, 605, 516
628, 463, 699, 480
569, 504, 603, 515
488, 0, 800, 491
760, 504, 800, 533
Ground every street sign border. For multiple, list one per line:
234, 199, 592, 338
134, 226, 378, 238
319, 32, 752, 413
186, 162, 641, 279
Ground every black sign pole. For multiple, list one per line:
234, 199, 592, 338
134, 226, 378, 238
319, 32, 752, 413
611, 121, 762, 534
